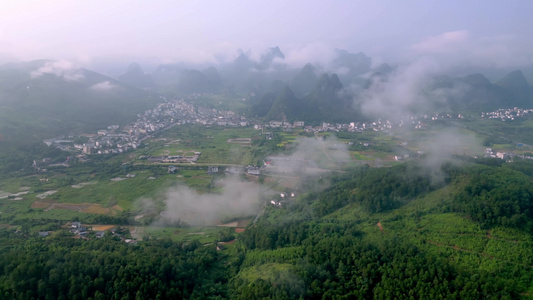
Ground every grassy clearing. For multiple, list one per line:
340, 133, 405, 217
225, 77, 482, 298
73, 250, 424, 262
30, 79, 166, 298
350, 151, 375, 161
192, 95, 249, 112
142, 226, 221, 243
147, 126, 257, 165
49, 175, 169, 207
236, 263, 296, 282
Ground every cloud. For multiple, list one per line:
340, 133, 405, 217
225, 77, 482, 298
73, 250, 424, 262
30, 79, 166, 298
264, 136, 351, 176
280, 43, 337, 69
357, 57, 451, 119
356, 29, 533, 120
30, 60, 84, 81
411, 30, 532, 68
412, 30, 471, 54
140, 135, 351, 226
144, 177, 261, 226
418, 128, 482, 183
90, 81, 117, 91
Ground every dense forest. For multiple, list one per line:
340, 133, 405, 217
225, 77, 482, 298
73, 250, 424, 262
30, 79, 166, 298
0, 233, 232, 299
0, 158, 532, 299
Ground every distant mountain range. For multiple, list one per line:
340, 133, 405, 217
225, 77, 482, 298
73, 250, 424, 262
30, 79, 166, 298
1, 48, 532, 147
118, 63, 155, 89
0, 60, 157, 146
429, 70, 533, 111
251, 71, 363, 124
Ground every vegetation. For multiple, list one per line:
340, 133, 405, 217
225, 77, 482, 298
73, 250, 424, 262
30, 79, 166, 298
0, 232, 233, 299
1, 85, 533, 298
231, 161, 533, 298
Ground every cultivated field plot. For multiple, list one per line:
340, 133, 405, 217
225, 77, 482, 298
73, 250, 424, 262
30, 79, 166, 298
41, 169, 213, 211
146, 125, 256, 165
461, 117, 533, 146
142, 226, 221, 243
227, 138, 252, 147
191, 95, 250, 112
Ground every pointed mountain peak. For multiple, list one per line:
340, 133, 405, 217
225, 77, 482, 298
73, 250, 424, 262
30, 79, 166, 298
269, 46, 285, 59
290, 63, 319, 98
497, 70, 529, 89
463, 73, 491, 86
316, 73, 343, 91
301, 63, 315, 72
119, 63, 154, 89
125, 63, 144, 74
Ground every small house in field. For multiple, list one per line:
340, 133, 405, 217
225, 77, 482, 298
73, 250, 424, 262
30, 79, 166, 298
71, 222, 81, 229
207, 166, 219, 174
246, 166, 261, 176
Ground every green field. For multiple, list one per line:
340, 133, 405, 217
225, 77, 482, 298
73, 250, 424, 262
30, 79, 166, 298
146, 126, 257, 165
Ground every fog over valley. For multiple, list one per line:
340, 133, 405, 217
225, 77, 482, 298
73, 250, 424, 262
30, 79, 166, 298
0, 1, 533, 299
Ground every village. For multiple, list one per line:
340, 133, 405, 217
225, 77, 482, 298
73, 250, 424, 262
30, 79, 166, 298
41, 96, 473, 157
481, 107, 533, 121
40, 95, 533, 173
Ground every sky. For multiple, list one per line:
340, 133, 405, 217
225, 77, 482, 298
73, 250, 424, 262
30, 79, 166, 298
1, 0, 533, 69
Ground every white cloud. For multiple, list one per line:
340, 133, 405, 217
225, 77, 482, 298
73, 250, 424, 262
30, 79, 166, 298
358, 57, 447, 118
30, 60, 84, 81
412, 30, 471, 54
280, 43, 337, 69
145, 177, 261, 226
411, 30, 532, 68
90, 81, 116, 91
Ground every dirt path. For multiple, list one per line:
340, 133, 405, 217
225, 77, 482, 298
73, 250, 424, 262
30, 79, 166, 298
377, 222, 384, 232
129, 226, 145, 240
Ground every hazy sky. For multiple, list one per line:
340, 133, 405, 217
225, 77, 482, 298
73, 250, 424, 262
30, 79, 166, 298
1, 0, 532, 67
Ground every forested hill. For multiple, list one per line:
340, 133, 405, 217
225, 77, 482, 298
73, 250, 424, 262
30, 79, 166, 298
0, 158, 532, 298
232, 158, 533, 298
0, 60, 157, 147
251, 73, 363, 124
0, 60, 158, 174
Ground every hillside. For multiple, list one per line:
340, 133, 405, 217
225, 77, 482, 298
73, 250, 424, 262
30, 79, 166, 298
0, 155, 531, 298
0, 60, 157, 143
251, 72, 363, 124
233, 159, 533, 298
0, 60, 158, 173
118, 63, 155, 89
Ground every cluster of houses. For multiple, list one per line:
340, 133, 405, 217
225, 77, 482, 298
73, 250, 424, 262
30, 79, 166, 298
148, 152, 201, 163
269, 192, 296, 207
43, 96, 252, 157
43, 93, 533, 170
207, 165, 262, 176
257, 114, 448, 134
481, 107, 533, 121
43, 124, 141, 157
484, 148, 533, 161
69, 221, 105, 238
46, 99, 468, 159
32, 157, 72, 172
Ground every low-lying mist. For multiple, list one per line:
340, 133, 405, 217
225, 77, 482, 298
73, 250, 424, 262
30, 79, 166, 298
138, 176, 262, 226
417, 128, 483, 183
137, 135, 352, 226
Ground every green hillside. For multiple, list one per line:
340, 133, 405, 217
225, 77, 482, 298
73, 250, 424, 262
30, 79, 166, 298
232, 159, 533, 298
0, 60, 158, 174
0, 157, 531, 298
0, 60, 157, 145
